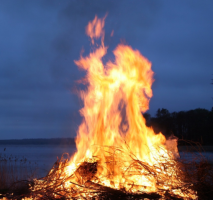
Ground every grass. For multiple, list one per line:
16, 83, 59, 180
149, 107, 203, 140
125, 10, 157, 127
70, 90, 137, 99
178, 143, 213, 199
0, 152, 38, 199
181, 157, 213, 200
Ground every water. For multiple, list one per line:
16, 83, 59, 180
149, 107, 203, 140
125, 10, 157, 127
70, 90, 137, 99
179, 151, 213, 163
1, 145, 213, 180
0, 144, 76, 178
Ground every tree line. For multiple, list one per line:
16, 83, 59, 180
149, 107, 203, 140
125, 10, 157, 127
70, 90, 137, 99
0, 138, 75, 145
143, 108, 213, 145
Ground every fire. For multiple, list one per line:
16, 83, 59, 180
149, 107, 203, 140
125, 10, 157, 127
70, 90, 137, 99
73, 15, 162, 166
32, 16, 197, 199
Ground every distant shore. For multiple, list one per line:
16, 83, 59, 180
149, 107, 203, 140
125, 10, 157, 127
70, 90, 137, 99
0, 138, 75, 145
1, 138, 213, 152
178, 145, 213, 152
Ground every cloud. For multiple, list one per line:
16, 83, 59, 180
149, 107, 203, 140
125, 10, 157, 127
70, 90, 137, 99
0, 0, 212, 138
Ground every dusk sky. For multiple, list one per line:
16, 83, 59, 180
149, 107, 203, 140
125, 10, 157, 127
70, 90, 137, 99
0, 0, 212, 139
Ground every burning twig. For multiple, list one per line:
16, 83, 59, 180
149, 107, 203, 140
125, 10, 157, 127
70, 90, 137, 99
30, 145, 198, 199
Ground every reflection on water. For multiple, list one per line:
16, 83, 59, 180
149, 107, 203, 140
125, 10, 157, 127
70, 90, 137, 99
0, 145, 76, 178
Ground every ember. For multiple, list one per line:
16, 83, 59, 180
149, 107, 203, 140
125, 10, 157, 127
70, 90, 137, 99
31, 15, 197, 199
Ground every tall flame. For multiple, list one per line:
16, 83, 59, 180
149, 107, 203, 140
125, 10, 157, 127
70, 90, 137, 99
66, 15, 196, 197
32, 15, 197, 199
73, 15, 166, 166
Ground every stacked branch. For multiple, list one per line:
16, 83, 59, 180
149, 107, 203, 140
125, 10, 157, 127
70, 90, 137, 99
30, 146, 198, 200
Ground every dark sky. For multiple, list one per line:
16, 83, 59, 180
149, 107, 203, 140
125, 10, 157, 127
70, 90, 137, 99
0, 0, 212, 139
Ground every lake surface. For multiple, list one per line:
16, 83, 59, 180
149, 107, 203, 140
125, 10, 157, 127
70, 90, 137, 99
0, 144, 76, 178
1, 145, 213, 179
179, 151, 213, 163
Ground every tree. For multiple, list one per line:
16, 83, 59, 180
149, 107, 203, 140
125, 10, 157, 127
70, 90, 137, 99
156, 108, 170, 118
212, 74, 213, 85
212, 74, 213, 100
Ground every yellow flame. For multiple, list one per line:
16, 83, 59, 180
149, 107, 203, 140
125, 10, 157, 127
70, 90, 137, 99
72, 14, 165, 171
32, 15, 197, 200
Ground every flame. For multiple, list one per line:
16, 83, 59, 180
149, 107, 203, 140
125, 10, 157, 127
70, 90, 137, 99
85, 15, 106, 45
73, 15, 160, 165
32, 16, 197, 199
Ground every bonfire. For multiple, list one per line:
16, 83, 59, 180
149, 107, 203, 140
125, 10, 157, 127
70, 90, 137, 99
31, 16, 197, 200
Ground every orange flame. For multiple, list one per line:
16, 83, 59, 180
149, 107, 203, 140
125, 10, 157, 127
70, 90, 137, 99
73, 15, 165, 166
85, 15, 106, 45
32, 15, 197, 199
65, 16, 196, 198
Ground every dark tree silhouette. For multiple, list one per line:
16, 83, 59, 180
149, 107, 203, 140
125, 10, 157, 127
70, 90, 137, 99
147, 108, 213, 145
212, 74, 213, 85
212, 74, 213, 100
